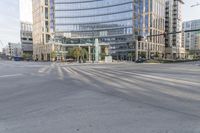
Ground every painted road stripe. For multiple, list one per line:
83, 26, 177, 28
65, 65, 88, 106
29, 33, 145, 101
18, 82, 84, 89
38, 66, 49, 73
57, 66, 64, 80
0, 74, 23, 78
116, 70, 200, 86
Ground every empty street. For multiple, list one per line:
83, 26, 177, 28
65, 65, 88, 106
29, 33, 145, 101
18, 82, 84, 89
0, 61, 200, 133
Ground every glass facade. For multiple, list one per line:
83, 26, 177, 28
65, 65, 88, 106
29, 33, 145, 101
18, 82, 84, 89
50, 0, 54, 32
54, 0, 133, 37
53, 0, 136, 59
134, 0, 165, 44
183, 20, 200, 50
50, 0, 166, 60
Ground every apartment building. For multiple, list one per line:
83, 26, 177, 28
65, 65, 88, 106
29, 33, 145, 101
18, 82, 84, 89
20, 22, 33, 55
165, 0, 185, 59
182, 19, 200, 58
183, 19, 200, 50
5, 43, 22, 58
135, 0, 166, 59
32, 0, 52, 61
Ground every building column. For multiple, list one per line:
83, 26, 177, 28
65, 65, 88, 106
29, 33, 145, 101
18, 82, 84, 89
44, 53, 47, 61
99, 45, 101, 61
88, 46, 91, 62
105, 46, 109, 55
148, 43, 151, 60
146, 50, 148, 59
95, 38, 99, 63
135, 40, 138, 61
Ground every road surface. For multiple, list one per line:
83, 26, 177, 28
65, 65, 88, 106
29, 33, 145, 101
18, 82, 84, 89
0, 61, 200, 133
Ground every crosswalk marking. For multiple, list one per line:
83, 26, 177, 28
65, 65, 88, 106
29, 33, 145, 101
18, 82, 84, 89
38, 63, 55, 74
110, 69, 200, 87
0, 74, 23, 78
62, 67, 72, 74
38, 66, 50, 73
57, 65, 64, 80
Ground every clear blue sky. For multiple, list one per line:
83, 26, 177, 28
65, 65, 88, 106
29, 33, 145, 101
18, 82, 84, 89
0, 0, 200, 51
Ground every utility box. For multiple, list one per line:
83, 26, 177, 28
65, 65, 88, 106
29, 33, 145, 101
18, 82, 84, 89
188, 55, 194, 60
105, 56, 112, 63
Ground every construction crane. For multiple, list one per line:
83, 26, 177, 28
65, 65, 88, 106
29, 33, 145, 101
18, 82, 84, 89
0, 39, 3, 47
0, 39, 4, 50
191, 2, 200, 7
0, 39, 5, 50
0, 39, 5, 55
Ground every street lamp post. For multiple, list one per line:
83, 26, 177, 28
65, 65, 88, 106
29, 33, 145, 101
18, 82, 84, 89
91, 25, 95, 63
144, 34, 150, 60
145, 38, 150, 60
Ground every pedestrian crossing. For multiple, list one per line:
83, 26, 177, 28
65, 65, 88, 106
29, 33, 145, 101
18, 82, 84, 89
1, 61, 199, 90
1, 61, 199, 88
35, 63, 200, 91
1, 61, 200, 102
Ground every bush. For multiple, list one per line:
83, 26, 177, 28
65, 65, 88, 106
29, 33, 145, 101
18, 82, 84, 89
67, 47, 88, 62
145, 60, 160, 63
23, 53, 32, 60
159, 59, 200, 63
50, 51, 57, 59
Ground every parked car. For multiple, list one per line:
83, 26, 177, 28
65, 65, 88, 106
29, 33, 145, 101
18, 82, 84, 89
14, 57, 23, 61
136, 58, 146, 63
66, 58, 75, 63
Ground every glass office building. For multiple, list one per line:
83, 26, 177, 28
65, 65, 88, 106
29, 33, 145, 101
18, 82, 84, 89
52, 0, 141, 59
41, 0, 166, 60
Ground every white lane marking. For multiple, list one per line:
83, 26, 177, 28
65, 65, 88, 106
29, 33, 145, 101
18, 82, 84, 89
57, 66, 64, 80
62, 67, 77, 75
115, 70, 200, 86
38, 66, 50, 73
38, 63, 56, 74
16, 65, 47, 68
45, 63, 55, 74
0, 74, 23, 78
62, 67, 72, 74
170, 67, 200, 72
74, 68, 94, 76
62, 67, 92, 83
67, 67, 78, 75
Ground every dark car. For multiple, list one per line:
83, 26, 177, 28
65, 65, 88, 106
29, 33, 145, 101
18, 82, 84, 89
136, 58, 146, 63
14, 57, 23, 61
66, 58, 75, 63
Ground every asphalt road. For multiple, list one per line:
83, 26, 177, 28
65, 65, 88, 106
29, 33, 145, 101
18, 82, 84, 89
0, 61, 200, 133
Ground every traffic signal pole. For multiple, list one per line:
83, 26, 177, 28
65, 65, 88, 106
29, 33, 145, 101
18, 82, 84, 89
146, 29, 200, 38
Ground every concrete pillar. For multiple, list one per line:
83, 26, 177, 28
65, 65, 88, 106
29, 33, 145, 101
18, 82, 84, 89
44, 54, 47, 61
148, 43, 151, 60
105, 46, 109, 56
38, 50, 42, 60
146, 50, 148, 59
39, 54, 42, 61
99, 45, 101, 61
171, 52, 174, 60
52, 44, 55, 51
88, 46, 91, 62
95, 38, 99, 63
135, 40, 138, 61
